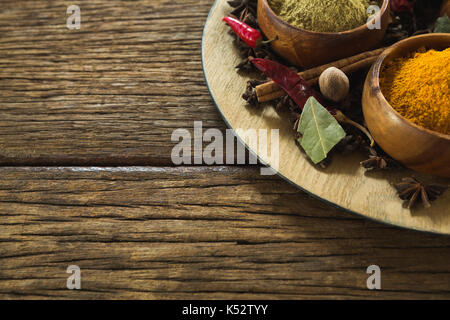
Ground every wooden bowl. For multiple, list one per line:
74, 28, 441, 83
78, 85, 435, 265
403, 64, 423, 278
362, 33, 450, 178
257, 0, 390, 67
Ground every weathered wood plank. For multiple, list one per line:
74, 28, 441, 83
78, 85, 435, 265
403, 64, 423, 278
0, 166, 449, 299
0, 0, 227, 165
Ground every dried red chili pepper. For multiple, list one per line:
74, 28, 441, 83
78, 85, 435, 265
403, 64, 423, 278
222, 16, 262, 49
391, 0, 415, 13
250, 58, 335, 113
251, 58, 375, 146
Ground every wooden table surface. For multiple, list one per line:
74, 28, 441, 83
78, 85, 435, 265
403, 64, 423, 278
0, 0, 449, 299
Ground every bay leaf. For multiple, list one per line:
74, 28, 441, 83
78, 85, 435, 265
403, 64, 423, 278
434, 15, 450, 33
297, 97, 346, 164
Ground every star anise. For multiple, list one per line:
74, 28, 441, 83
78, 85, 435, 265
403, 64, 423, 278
394, 177, 448, 209
360, 147, 399, 170
335, 134, 365, 154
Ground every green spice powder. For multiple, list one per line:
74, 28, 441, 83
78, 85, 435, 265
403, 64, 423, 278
269, 0, 376, 32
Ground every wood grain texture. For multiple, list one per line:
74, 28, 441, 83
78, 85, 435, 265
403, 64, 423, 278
0, 0, 223, 166
203, 0, 450, 235
1, 0, 449, 300
1, 166, 450, 300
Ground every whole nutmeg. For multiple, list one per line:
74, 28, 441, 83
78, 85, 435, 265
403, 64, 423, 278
319, 67, 350, 103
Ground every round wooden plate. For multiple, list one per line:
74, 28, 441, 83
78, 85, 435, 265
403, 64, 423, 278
202, 0, 450, 235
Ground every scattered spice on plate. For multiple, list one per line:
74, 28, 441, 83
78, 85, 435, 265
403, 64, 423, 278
360, 147, 400, 170
380, 48, 450, 135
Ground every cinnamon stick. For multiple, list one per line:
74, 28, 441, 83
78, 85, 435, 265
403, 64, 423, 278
255, 48, 386, 103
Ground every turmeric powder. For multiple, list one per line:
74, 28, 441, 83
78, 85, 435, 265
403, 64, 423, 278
380, 48, 450, 135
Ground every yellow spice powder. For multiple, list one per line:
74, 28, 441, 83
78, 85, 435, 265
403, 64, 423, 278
380, 48, 450, 135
